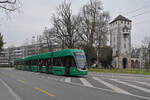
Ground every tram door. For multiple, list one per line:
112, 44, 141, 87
66, 56, 70, 75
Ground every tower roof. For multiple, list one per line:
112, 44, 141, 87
110, 15, 132, 24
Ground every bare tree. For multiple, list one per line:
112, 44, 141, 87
52, 1, 80, 49
36, 35, 43, 53
0, 33, 4, 52
78, 0, 110, 65
43, 27, 56, 52
141, 37, 150, 71
78, 0, 109, 45
0, 0, 20, 14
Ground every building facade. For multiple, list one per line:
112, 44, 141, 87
0, 43, 60, 65
139, 46, 150, 69
131, 48, 141, 68
0, 49, 9, 65
110, 15, 132, 68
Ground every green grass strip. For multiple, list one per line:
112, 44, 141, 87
88, 68, 150, 75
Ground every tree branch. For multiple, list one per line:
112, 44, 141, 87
0, 0, 16, 4
0, 5, 17, 11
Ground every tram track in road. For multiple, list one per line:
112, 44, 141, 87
0, 78, 23, 100
1, 68, 150, 100
22, 70, 150, 100
0, 69, 56, 100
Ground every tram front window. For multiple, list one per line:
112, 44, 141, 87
74, 52, 86, 69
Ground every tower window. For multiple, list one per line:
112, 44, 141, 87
124, 44, 126, 48
123, 29, 125, 32
124, 37, 126, 41
123, 34, 129, 38
113, 45, 115, 49
123, 28, 129, 33
114, 36, 115, 42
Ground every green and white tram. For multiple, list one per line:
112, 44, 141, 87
14, 49, 88, 76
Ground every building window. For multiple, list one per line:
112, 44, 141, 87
123, 29, 125, 32
124, 37, 126, 41
124, 21, 126, 24
121, 21, 123, 24
123, 34, 128, 38
114, 36, 115, 42
123, 28, 129, 33
124, 44, 126, 48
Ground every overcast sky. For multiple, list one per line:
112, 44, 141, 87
0, 0, 150, 48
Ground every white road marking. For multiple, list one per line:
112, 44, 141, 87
41, 76, 45, 78
0, 78, 23, 100
33, 73, 39, 75
80, 78, 93, 87
89, 73, 148, 80
110, 79, 150, 94
129, 81, 150, 86
93, 77, 131, 95
54, 79, 58, 81
47, 77, 51, 79
65, 78, 71, 83
60, 78, 63, 81
67, 78, 150, 100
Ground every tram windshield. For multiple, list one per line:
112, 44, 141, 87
74, 52, 86, 69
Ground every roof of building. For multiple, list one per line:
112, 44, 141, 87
110, 15, 132, 24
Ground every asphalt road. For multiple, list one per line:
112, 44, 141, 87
0, 68, 150, 100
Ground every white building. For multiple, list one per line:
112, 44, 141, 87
139, 46, 150, 69
109, 15, 132, 68
0, 49, 9, 65
0, 43, 60, 66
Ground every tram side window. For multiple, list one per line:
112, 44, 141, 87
35, 60, 39, 66
65, 56, 71, 67
53, 57, 63, 66
48, 59, 51, 65
28, 61, 31, 66
40, 60, 43, 66
31, 60, 38, 66
53, 56, 76, 67
71, 56, 76, 67
40, 59, 49, 66
24, 61, 26, 66
31, 60, 34, 66
45, 59, 49, 66
61, 56, 76, 67
26, 61, 28, 66
44, 59, 48, 66
27, 61, 30, 66
41, 60, 45, 66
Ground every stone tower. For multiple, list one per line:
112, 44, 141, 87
109, 15, 132, 68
